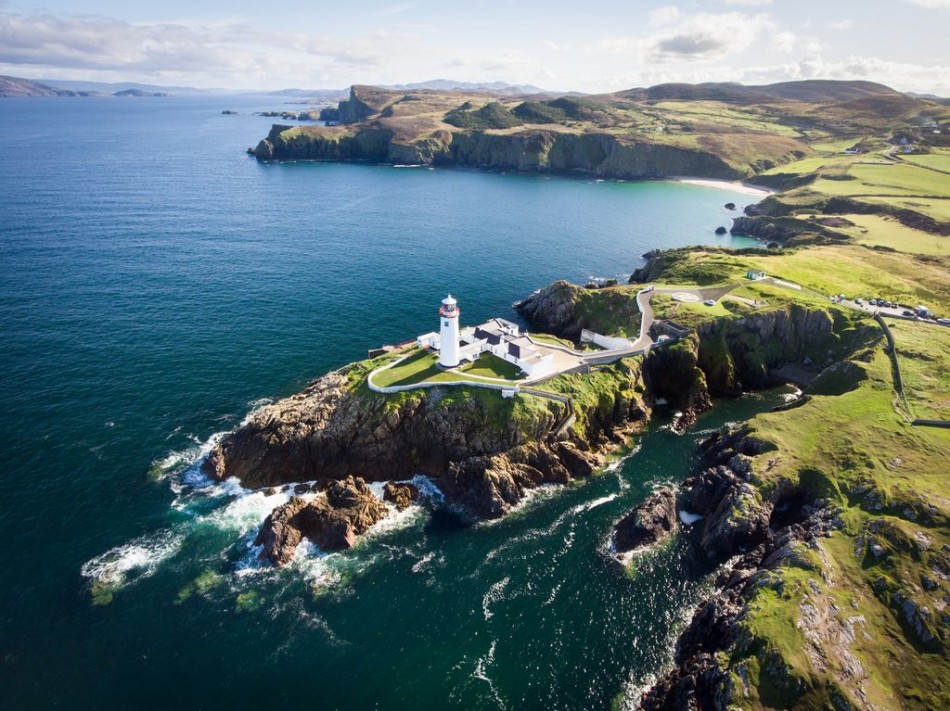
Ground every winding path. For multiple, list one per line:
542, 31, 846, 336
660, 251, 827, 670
367, 287, 663, 396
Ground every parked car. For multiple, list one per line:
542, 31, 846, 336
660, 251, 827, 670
869, 298, 877, 305
703, 299, 715, 306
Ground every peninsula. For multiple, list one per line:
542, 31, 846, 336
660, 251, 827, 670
205, 78, 950, 709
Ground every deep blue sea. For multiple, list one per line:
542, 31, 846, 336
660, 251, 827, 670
0, 94, 776, 709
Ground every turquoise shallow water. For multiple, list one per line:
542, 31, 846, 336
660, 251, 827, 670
0, 95, 773, 708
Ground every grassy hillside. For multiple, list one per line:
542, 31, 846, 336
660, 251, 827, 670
257, 80, 950, 182
568, 242, 950, 709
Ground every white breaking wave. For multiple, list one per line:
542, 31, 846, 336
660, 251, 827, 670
198, 487, 300, 534
409, 474, 445, 506
80, 528, 184, 589
572, 493, 617, 515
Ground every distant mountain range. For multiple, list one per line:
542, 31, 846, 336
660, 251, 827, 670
613, 79, 912, 105
0, 76, 171, 97
3, 74, 947, 104
0, 75, 556, 99
265, 80, 553, 101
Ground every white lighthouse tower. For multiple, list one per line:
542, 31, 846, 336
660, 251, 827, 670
438, 294, 461, 368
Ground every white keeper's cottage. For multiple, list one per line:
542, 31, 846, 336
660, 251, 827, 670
417, 294, 555, 378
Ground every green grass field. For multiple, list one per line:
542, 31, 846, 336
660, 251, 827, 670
837, 214, 949, 256
862, 196, 950, 223
899, 151, 950, 173
889, 319, 950, 421
528, 332, 576, 348
650, 245, 950, 313
732, 327, 950, 709
370, 348, 524, 387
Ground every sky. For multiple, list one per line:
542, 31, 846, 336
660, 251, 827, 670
1, 0, 949, 94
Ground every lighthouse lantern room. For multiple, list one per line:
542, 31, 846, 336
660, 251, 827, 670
438, 294, 461, 368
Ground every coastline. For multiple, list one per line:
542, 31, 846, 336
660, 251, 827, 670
672, 177, 774, 196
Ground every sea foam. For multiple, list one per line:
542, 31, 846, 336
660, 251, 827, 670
80, 528, 184, 589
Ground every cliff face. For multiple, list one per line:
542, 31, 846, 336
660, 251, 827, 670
639, 427, 841, 710
517, 279, 872, 423
203, 361, 648, 520
443, 130, 741, 179
254, 124, 751, 180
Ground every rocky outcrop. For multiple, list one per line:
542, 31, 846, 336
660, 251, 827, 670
643, 503, 842, 709
204, 358, 647, 521
254, 476, 390, 565
642, 426, 842, 708
383, 482, 418, 511
338, 85, 386, 124
613, 488, 677, 553
514, 280, 587, 340
440, 441, 603, 519
643, 334, 713, 427
689, 466, 771, 558
202, 370, 537, 490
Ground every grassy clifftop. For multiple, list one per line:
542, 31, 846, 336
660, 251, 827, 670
551, 242, 949, 709
251, 79, 950, 180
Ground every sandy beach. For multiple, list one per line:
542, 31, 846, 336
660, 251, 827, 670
674, 177, 774, 197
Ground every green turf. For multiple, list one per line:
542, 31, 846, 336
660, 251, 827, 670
370, 348, 525, 388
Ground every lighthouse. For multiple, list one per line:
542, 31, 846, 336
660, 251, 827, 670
438, 294, 461, 368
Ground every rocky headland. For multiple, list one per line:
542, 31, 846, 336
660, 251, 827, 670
248, 83, 823, 180
199, 231, 948, 706
619, 426, 844, 710
203, 357, 649, 564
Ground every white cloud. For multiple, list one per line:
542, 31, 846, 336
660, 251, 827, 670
901, 0, 950, 7
774, 31, 797, 52
0, 11, 420, 82
641, 12, 774, 62
723, 0, 772, 5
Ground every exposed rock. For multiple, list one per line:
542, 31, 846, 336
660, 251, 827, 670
254, 476, 388, 565
514, 280, 587, 340
643, 502, 843, 708
383, 481, 418, 511
253, 496, 309, 567
253, 138, 274, 160
725, 202, 736, 210
202, 370, 532, 489
683, 465, 737, 516
700, 480, 771, 559
643, 334, 713, 426
204, 351, 646, 522
894, 591, 939, 647
715, 225, 728, 235
613, 488, 677, 553
438, 442, 605, 519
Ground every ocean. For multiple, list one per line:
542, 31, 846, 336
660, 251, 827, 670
0, 94, 776, 709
